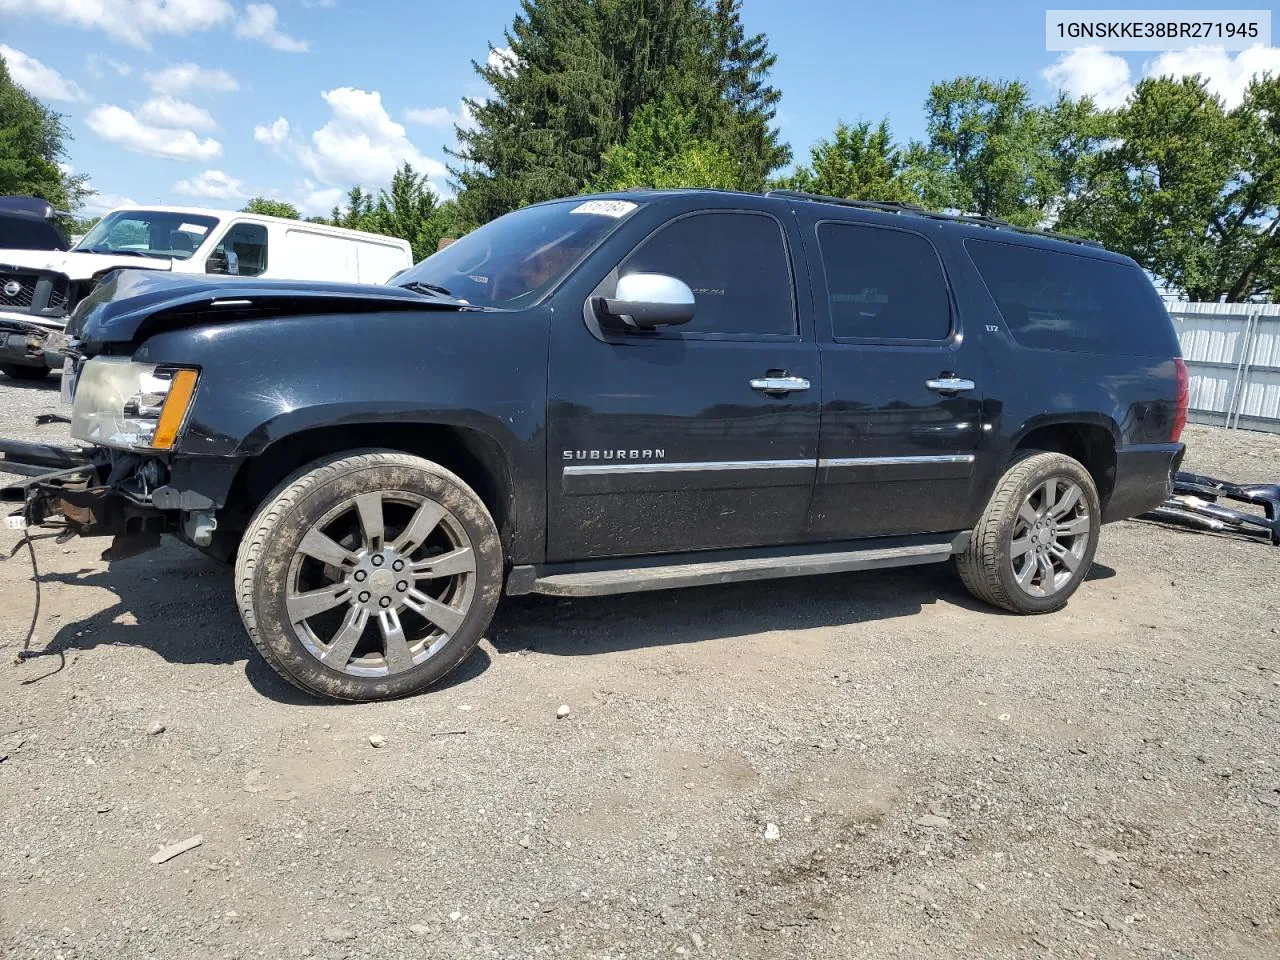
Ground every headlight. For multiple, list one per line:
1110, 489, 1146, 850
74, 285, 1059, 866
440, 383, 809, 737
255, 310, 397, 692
70, 357, 199, 451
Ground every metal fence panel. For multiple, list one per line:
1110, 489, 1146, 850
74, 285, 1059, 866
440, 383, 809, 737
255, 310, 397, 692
1166, 302, 1280, 434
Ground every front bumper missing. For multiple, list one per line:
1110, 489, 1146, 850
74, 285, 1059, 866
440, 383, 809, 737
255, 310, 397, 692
1, 437, 165, 559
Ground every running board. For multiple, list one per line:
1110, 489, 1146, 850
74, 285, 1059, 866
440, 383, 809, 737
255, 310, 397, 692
507, 533, 968, 597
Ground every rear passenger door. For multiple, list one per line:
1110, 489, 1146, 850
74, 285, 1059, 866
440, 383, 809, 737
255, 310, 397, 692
803, 218, 984, 540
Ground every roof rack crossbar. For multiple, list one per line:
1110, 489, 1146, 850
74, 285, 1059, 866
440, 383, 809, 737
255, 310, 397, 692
764, 189, 1102, 247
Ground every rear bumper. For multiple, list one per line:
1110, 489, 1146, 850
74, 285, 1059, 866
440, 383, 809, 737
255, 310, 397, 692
1103, 441, 1185, 523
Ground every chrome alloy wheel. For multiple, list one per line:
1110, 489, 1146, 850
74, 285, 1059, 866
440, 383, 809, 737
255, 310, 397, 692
1009, 477, 1091, 598
285, 491, 477, 677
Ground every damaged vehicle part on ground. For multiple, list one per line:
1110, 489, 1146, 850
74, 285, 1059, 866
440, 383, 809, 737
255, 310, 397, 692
2, 189, 1188, 701
1143, 471, 1280, 545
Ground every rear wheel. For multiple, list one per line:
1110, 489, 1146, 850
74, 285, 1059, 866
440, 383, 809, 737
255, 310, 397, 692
957, 451, 1099, 614
1, 363, 48, 380
234, 449, 504, 700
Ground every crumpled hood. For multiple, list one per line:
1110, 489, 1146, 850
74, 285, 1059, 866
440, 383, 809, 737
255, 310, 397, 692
0, 248, 174, 278
67, 268, 460, 346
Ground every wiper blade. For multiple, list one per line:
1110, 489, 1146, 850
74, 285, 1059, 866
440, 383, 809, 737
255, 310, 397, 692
399, 280, 456, 299
79, 247, 168, 259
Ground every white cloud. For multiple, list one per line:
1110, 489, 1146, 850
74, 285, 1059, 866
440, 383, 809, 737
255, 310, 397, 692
143, 62, 238, 95
0, 44, 88, 102
235, 3, 309, 53
487, 46, 518, 77
1145, 44, 1280, 109
296, 186, 344, 216
405, 105, 457, 127
174, 169, 245, 200
279, 87, 446, 187
86, 104, 222, 161
1044, 44, 1280, 111
81, 191, 139, 215
138, 97, 217, 132
1042, 46, 1132, 109
85, 53, 132, 78
0, 0, 235, 50
254, 116, 291, 147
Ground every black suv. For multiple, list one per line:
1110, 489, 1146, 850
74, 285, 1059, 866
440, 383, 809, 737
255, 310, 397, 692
1, 189, 1187, 700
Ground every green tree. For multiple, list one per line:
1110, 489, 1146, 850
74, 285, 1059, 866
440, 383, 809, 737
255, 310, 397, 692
451, 0, 786, 225
919, 76, 1060, 226
593, 98, 738, 191
324, 164, 461, 263
0, 52, 91, 212
775, 119, 919, 203
241, 197, 302, 219
1059, 75, 1280, 301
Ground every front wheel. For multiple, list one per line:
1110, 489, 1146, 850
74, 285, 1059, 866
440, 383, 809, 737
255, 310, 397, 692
1, 363, 48, 380
234, 450, 504, 700
957, 451, 1100, 614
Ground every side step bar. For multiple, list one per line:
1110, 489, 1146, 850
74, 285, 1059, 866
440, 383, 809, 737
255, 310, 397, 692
508, 533, 969, 598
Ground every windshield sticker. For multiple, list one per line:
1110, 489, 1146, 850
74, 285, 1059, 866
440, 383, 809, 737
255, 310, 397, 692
178, 223, 210, 234
570, 200, 637, 218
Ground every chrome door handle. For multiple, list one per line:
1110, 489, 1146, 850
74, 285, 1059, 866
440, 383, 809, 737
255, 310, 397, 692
926, 377, 975, 394
750, 375, 811, 395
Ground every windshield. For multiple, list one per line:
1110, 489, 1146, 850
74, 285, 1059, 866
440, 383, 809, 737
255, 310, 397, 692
76, 210, 219, 261
392, 198, 640, 307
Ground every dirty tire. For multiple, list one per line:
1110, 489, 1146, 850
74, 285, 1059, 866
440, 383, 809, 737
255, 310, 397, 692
1, 363, 48, 380
234, 449, 503, 701
956, 450, 1100, 615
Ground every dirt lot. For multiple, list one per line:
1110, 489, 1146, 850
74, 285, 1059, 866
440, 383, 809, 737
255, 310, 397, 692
1, 373, 1278, 960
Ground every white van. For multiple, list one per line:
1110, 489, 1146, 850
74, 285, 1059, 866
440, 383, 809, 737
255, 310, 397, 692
0, 206, 412, 378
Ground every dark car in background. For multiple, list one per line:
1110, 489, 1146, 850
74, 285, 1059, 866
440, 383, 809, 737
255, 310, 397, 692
2, 188, 1187, 701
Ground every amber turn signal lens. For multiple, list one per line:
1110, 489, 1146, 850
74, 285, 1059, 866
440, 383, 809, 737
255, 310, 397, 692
151, 369, 199, 450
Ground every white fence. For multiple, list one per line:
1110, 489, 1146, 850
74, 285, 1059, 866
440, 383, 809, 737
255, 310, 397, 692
1167, 302, 1280, 434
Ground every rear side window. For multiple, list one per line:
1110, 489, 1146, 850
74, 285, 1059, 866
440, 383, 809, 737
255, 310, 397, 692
966, 239, 1178, 356
817, 223, 951, 341
622, 212, 795, 336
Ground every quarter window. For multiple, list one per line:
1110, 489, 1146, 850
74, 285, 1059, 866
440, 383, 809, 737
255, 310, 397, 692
620, 212, 795, 336
208, 223, 269, 277
818, 223, 951, 341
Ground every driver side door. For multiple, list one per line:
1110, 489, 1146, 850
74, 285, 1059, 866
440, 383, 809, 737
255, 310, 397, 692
545, 207, 821, 562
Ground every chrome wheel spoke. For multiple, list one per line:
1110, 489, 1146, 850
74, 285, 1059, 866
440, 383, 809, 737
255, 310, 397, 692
323, 607, 369, 667
1050, 541, 1080, 572
1057, 515, 1089, 537
299, 528, 357, 568
378, 608, 414, 673
287, 582, 350, 621
411, 546, 476, 579
1010, 535, 1033, 559
1050, 484, 1082, 519
1036, 553, 1056, 591
354, 492, 385, 550
1015, 554, 1038, 592
1017, 502, 1039, 528
392, 501, 447, 554
1039, 478, 1058, 516
403, 588, 466, 635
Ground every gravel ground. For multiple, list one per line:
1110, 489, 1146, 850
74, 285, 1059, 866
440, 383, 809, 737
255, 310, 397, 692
1, 374, 1278, 960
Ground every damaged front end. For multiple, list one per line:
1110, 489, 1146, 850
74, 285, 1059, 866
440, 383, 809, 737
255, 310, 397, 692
2, 438, 175, 560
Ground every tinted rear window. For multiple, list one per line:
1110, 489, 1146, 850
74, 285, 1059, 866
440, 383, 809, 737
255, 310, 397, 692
965, 239, 1178, 356
0, 213, 69, 251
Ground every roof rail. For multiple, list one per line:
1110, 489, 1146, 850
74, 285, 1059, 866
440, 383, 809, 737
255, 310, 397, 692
764, 189, 1103, 248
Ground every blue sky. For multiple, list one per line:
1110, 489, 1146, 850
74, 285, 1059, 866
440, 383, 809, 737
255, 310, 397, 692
1, 0, 1277, 217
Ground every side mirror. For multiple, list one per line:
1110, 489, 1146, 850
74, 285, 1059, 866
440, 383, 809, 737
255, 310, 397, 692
206, 253, 229, 275
597, 273, 695, 330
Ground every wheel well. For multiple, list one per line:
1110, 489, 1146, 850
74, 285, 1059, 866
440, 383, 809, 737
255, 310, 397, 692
1015, 423, 1116, 508
218, 423, 515, 553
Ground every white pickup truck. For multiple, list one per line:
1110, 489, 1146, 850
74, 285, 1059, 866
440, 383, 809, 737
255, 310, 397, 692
0, 205, 413, 379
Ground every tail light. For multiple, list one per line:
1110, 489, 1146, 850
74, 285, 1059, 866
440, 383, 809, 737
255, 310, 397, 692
1171, 357, 1189, 442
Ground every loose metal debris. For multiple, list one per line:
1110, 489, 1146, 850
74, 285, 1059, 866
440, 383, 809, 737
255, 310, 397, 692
1145, 471, 1280, 545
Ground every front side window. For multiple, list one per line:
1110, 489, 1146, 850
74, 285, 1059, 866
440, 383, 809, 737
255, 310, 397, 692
818, 223, 951, 341
76, 210, 218, 261
392, 198, 640, 308
619, 212, 795, 336
207, 223, 268, 276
